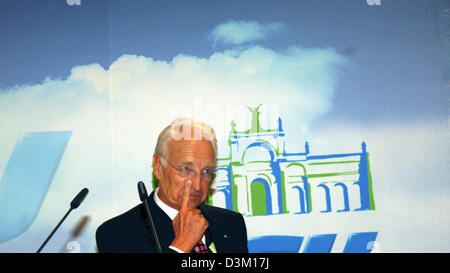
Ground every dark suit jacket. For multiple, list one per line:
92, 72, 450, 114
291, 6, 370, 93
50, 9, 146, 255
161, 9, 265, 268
96, 191, 248, 253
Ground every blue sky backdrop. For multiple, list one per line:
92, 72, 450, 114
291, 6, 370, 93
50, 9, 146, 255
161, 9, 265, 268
1, 0, 447, 124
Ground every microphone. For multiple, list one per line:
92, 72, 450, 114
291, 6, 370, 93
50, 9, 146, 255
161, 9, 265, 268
71, 188, 89, 209
36, 188, 89, 253
137, 181, 149, 202
137, 181, 162, 253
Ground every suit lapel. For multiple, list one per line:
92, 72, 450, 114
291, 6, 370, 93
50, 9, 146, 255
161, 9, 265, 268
200, 204, 229, 253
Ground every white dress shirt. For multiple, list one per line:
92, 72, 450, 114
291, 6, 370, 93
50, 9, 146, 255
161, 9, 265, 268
153, 187, 206, 253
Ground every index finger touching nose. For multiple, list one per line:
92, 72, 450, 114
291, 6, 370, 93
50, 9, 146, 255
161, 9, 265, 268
181, 180, 192, 209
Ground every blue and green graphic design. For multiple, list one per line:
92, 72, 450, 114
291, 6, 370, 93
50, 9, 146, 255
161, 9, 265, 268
212, 105, 378, 253
213, 105, 375, 216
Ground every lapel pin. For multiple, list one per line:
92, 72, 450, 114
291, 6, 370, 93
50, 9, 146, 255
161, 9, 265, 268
209, 242, 217, 253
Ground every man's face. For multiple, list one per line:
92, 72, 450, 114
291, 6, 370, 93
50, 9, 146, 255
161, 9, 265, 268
153, 138, 216, 210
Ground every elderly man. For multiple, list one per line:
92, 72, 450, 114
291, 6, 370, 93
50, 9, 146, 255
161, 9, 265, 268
96, 118, 248, 253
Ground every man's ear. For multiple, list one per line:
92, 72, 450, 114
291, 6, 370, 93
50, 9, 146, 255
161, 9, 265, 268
152, 154, 161, 180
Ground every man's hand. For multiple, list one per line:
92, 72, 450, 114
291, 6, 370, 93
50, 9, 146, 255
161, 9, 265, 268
171, 180, 209, 253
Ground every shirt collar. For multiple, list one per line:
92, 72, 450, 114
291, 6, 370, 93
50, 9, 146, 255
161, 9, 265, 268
153, 187, 179, 220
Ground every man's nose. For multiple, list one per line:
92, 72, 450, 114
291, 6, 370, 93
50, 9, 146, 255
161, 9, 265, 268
190, 172, 202, 191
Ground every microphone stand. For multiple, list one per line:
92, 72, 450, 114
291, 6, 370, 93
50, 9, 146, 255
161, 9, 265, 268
36, 208, 73, 253
142, 197, 162, 253
137, 181, 162, 253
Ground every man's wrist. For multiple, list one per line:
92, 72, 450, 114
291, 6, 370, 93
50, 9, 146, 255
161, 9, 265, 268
170, 238, 195, 253
169, 245, 185, 253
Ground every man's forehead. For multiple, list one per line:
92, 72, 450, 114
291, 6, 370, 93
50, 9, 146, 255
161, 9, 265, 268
167, 140, 216, 168
167, 138, 215, 157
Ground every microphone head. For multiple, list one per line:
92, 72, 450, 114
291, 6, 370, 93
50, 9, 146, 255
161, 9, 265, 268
137, 181, 148, 202
70, 188, 89, 209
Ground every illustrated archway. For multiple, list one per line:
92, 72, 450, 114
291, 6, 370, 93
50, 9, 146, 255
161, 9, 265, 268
241, 140, 277, 164
250, 177, 272, 216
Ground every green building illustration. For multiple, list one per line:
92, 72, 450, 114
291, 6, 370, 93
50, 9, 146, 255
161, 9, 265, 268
212, 105, 375, 216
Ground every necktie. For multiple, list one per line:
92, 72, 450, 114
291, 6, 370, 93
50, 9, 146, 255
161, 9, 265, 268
194, 241, 208, 253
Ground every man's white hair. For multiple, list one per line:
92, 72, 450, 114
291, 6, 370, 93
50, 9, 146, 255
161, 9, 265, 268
154, 118, 218, 165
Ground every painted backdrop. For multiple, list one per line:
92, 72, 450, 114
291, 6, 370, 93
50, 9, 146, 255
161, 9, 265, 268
0, 0, 448, 253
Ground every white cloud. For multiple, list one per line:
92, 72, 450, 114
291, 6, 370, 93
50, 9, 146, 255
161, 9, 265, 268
210, 20, 286, 46
34, 45, 345, 145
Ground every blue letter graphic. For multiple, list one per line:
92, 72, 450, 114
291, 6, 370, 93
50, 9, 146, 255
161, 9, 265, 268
0, 131, 72, 243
